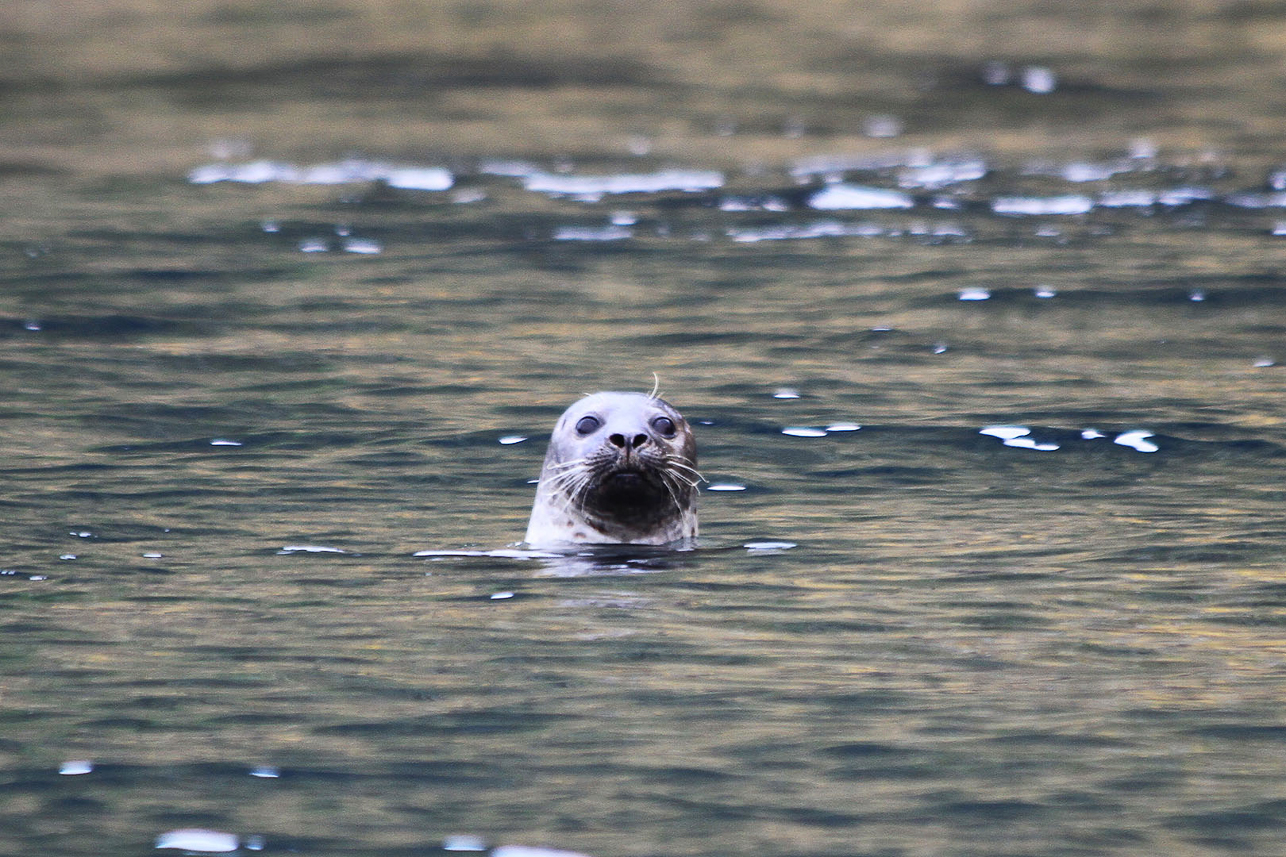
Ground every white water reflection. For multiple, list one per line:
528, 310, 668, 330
552, 225, 632, 241
443, 836, 489, 852
809, 184, 915, 210
523, 169, 723, 198
778, 423, 860, 437
155, 829, 239, 853
1056, 161, 1133, 182
781, 426, 828, 437
992, 195, 1094, 216
278, 545, 350, 555
188, 159, 453, 190
719, 195, 789, 211
184, 150, 1286, 239
413, 549, 564, 560
979, 425, 1166, 454
728, 221, 883, 243
1097, 190, 1160, 208
979, 425, 1060, 451
897, 159, 987, 189
492, 846, 595, 857
1158, 186, 1216, 206
1114, 430, 1160, 453
1021, 65, 1057, 93
342, 238, 382, 254
744, 541, 798, 552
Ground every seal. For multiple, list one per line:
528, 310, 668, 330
524, 391, 700, 547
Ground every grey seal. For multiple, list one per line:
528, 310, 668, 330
524, 392, 700, 547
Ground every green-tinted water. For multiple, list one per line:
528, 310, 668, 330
3, 2, 1286, 855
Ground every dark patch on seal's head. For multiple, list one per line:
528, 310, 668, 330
525, 392, 700, 547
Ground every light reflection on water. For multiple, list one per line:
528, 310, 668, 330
6, 3, 1286, 856
186, 145, 1286, 245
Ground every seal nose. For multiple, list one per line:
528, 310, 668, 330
609, 433, 649, 450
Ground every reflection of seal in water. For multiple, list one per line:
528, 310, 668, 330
525, 392, 701, 547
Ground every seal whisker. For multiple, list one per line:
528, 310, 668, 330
665, 459, 706, 484
666, 458, 703, 476
544, 467, 588, 497
541, 476, 586, 507
545, 457, 590, 472
553, 471, 592, 515
647, 372, 661, 401
657, 472, 684, 513
569, 470, 598, 516
661, 467, 696, 502
540, 464, 581, 484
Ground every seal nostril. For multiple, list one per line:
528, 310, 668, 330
632, 434, 648, 448
609, 433, 626, 448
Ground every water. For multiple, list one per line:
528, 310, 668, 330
5, 2, 1286, 855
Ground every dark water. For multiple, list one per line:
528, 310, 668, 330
4, 2, 1286, 856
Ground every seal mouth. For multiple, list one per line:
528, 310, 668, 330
606, 470, 647, 489
595, 466, 665, 509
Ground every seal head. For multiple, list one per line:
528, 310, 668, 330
525, 392, 699, 547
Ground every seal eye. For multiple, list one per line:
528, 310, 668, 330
575, 415, 601, 435
651, 416, 677, 438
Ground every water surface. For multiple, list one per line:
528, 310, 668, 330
3, 2, 1286, 856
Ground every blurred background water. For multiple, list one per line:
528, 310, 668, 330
3, 1, 1286, 855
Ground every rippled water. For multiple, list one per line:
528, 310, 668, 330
5, 2, 1286, 856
